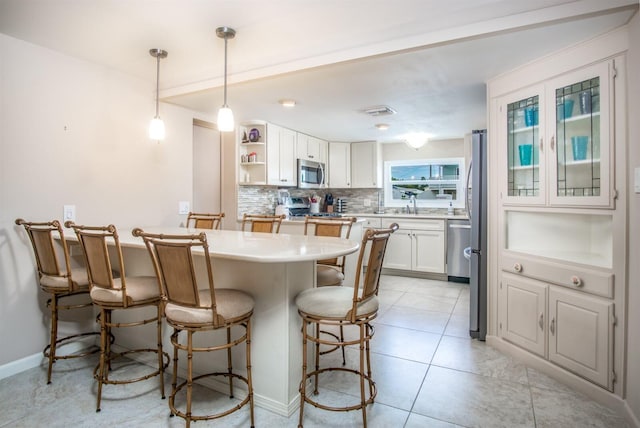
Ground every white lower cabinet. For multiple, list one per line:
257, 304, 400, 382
548, 286, 613, 389
382, 219, 445, 274
501, 273, 547, 357
500, 271, 613, 390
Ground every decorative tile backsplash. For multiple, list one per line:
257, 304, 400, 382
237, 186, 455, 216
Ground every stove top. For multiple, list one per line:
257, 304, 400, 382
289, 212, 343, 219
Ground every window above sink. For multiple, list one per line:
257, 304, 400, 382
383, 158, 466, 208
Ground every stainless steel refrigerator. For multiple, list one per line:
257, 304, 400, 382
466, 129, 487, 340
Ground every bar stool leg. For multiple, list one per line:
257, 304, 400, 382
46, 295, 59, 384
359, 323, 367, 427
227, 327, 234, 398
170, 329, 179, 417
155, 306, 165, 399
186, 331, 194, 428
298, 320, 309, 428
246, 319, 255, 428
96, 308, 108, 412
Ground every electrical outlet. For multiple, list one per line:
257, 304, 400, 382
178, 201, 190, 215
63, 205, 76, 222
363, 199, 371, 207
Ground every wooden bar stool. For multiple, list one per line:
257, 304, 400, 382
304, 215, 357, 365
134, 228, 255, 428
15, 218, 99, 384
65, 221, 168, 412
186, 212, 225, 230
303, 216, 357, 287
295, 224, 398, 428
241, 213, 285, 233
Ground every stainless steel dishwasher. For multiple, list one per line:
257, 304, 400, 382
447, 219, 471, 282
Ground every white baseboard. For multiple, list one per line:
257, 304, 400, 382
0, 338, 95, 381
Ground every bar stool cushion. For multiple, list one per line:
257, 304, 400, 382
40, 268, 89, 289
316, 265, 344, 287
296, 286, 378, 319
165, 289, 255, 325
90, 276, 159, 304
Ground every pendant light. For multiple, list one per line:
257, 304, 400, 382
216, 26, 235, 132
149, 48, 168, 141
404, 132, 429, 150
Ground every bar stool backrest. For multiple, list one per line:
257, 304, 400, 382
304, 216, 357, 269
241, 213, 285, 233
349, 223, 398, 322
186, 212, 225, 230
15, 219, 73, 290
66, 222, 127, 305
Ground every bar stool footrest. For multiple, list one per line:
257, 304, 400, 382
93, 348, 169, 385
169, 372, 252, 423
300, 366, 377, 412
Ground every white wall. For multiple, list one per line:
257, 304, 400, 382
382, 138, 466, 162
624, 10, 640, 426
0, 34, 198, 367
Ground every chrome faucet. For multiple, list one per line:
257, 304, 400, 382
407, 194, 417, 215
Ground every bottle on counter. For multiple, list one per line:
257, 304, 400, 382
448, 202, 454, 215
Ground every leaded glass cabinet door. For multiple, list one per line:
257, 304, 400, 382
548, 61, 612, 207
501, 85, 546, 205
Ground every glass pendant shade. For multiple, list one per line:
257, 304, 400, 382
217, 106, 234, 132
149, 117, 165, 140
216, 27, 236, 133
405, 139, 426, 149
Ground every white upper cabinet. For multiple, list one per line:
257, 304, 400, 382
499, 60, 614, 208
328, 142, 351, 188
351, 141, 382, 188
297, 133, 328, 164
267, 123, 297, 186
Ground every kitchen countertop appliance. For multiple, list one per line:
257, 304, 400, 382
285, 197, 343, 220
276, 189, 291, 217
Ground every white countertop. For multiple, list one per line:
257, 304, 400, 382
343, 212, 469, 220
67, 227, 360, 264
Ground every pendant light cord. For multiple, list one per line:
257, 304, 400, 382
155, 54, 161, 118
223, 36, 228, 108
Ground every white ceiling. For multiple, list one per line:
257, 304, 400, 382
1, 0, 637, 142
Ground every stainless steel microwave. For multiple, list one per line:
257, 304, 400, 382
297, 159, 325, 189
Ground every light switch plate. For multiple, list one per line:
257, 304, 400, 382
178, 201, 190, 215
635, 167, 640, 194
63, 205, 76, 222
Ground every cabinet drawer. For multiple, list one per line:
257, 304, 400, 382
502, 252, 613, 298
383, 218, 444, 231
359, 217, 382, 229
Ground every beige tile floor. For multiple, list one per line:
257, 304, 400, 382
0, 275, 629, 427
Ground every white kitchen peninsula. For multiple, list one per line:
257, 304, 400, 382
66, 227, 359, 416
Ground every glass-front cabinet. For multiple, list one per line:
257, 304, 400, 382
501, 61, 613, 208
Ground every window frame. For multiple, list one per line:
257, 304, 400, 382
383, 157, 466, 208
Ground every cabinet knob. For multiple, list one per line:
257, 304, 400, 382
513, 262, 523, 273
571, 276, 583, 287
538, 313, 544, 330
550, 318, 556, 335
550, 136, 555, 151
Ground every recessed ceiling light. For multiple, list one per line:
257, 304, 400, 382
375, 123, 390, 130
279, 99, 296, 108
